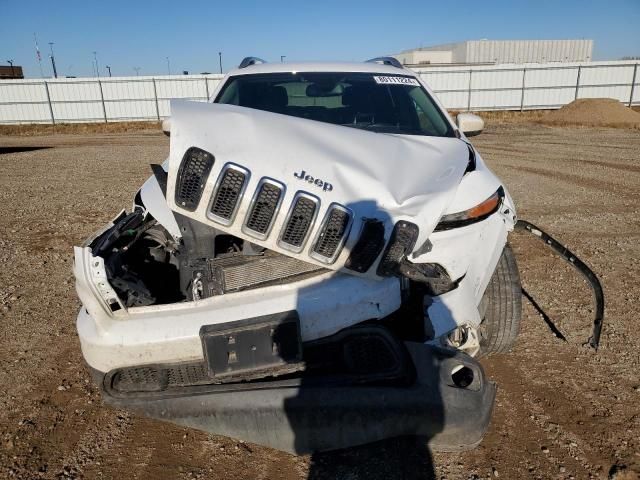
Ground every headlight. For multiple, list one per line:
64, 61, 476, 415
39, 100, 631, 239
434, 187, 504, 231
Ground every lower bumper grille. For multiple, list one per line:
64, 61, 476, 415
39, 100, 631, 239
112, 362, 211, 393
108, 325, 411, 394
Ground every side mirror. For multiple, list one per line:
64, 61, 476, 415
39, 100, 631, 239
456, 113, 484, 137
162, 118, 171, 137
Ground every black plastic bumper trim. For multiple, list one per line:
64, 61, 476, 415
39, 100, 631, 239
515, 219, 604, 349
93, 343, 496, 454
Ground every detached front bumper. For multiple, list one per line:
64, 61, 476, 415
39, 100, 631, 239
91, 342, 495, 454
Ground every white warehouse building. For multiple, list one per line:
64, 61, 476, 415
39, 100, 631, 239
393, 39, 594, 66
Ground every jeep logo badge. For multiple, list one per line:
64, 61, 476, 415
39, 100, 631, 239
293, 170, 333, 192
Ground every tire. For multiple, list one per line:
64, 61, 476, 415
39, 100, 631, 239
477, 244, 522, 356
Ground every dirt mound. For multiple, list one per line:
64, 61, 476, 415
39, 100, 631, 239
541, 98, 640, 128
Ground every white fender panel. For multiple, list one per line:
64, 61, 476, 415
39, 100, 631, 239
139, 171, 181, 238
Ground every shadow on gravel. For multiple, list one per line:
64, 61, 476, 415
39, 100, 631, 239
306, 437, 436, 480
0, 146, 52, 155
284, 199, 441, 480
522, 288, 567, 341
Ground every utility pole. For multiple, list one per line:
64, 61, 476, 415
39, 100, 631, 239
7, 59, 15, 78
93, 51, 100, 77
49, 42, 58, 78
134, 67, 140, 76
281, 55, 286, 63
106, 65, 112, 77
218, 52, 222, 74
166, 56, 171, 75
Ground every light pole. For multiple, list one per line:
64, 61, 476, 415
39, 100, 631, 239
281, 55, 286, 63
7, 59, 15, 77
218, 52, 222, 74
166, 56, 171, 75
106, 65, 112, 77
48, 42, 58, 78
93, 51, 100, 77
133, 67, 140, 76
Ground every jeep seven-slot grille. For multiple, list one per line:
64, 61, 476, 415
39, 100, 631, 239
244, 181, 283, 236
175, 148, 215, 211
209, 166, 247, 223
280, 195, 318, 250
312, 205, 352, 262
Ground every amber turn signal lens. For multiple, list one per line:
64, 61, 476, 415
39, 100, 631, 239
467, 191, 501, 219
435, 187, 504, 231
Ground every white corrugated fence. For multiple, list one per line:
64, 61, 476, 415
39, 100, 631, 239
0, 74, 224, 124
0, 61, 638, 124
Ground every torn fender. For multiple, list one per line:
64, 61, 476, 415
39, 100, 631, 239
166, 100, 470, 278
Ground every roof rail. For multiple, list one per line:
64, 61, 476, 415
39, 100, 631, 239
366, 57, 404, 69
239, 57, 267, 69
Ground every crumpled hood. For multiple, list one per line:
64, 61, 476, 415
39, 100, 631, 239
166, 100, 469, 277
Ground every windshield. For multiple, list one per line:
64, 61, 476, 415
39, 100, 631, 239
215, 72, 454, 137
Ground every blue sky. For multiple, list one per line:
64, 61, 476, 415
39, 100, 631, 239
2, 0, 639, 78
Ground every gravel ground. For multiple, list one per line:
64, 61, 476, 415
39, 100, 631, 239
0, 124, 639, 479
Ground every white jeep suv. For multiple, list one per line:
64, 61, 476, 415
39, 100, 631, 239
74, 57, 523, 453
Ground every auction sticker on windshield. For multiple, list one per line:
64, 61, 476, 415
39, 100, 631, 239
373, 76, 420, 86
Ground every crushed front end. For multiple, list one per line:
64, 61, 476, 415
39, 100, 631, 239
75, 87, 518, 453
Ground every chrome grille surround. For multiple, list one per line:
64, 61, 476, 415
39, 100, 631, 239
310, 203, 354, 264
278, 191, 320, 253
242, 177, 285, 240
206, 163, 250, 226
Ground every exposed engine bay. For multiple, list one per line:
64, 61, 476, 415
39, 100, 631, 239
92, 208, 331, 307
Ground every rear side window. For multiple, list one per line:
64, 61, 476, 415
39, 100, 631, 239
215, 72, 454, 137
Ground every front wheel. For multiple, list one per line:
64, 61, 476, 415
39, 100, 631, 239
477, 244, 522, 356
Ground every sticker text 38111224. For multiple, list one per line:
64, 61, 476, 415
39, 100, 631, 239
373, 76, 420, 86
